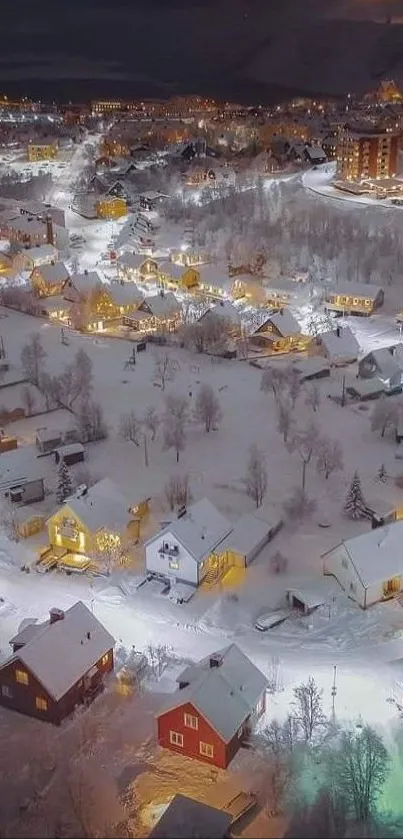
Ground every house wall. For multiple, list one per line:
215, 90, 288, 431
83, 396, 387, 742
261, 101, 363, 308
146, 531, 199, 585
47, 507, 92, 555
365, 577, 401, 608
157, 700, 229, 769
323, 545, 365, 607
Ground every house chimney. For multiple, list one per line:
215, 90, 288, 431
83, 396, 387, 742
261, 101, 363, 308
87, 631, 91, 640
49, 607, 64, 624
46, 214, 54, 246
209, 653, 222, 669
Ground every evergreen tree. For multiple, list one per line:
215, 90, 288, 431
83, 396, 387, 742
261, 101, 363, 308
377, 463, 387, 483
56, 460, 72, 504
343, 471, 367, 520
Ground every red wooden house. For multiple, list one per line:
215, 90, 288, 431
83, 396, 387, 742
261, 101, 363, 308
0, 601, 114, 724
156, 644, 268, 769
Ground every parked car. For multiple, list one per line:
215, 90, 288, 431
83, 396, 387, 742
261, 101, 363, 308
254, 609, 290, 632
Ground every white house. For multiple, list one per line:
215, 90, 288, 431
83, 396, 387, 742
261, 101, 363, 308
323, 520, 403, 608
145, 498, 232, 586
320, 325, 359, 365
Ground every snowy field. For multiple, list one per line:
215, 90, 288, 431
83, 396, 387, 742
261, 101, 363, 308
1, 306, 403, 731
303, 163, 403, 210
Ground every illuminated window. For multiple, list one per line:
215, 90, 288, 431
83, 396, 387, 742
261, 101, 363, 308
16, 669, 28, 685
101, 653, 109, 666
199, 741, 214, 758
36, 696, 48, 711
169, 559, 179, 570
184, 713, 198, 729
169, 730, 183, 747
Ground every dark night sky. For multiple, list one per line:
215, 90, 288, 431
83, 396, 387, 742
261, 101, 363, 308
3, 1, 403, 102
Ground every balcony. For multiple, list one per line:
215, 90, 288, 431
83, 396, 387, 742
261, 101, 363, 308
158, 542, 179, 557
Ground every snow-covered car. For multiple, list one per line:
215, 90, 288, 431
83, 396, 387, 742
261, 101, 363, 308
254, 609, 290, 632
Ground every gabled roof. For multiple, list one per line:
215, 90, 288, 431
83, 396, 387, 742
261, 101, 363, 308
32, 261, 69, 284
326, 282, 383, 300
195, 264, 232, 291
59, 477, 134, 534
158, 643, 268, 742
199, 300, 241, 324
3, 601, 114, 701
262, 309, 301, 337
216, 513, 272, 556
147, 498, 231, 564
324, 520, 403, 589
159, 261, 185, 280
107, 282, 144, 306
23, 244, 58, 262
320, 326, 359, 361
149, 795, 231, 839
143, 292, 181, 318
0, 446, 44, 488
362, 346, 403, 381
67, 271, 102, 295
117, 253, 157, 271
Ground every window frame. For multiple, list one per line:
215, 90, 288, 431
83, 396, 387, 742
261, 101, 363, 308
15, 669, 29, 685
169, 730, 184, 747
35, 696, 48, 712
1, 684, 12, 698
184, 712, 198, 730
199, 740, 214, 758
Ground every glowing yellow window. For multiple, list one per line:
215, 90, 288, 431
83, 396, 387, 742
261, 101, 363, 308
101, 653, 109, 666
16, 669, 28, 685
36, 696, 48, 711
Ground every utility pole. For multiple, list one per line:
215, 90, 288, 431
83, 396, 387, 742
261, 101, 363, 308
341, 374, 346, 407
331, 665, 337, 721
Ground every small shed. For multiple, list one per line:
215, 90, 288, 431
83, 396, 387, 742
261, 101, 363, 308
346, 378, 386, 401
0, 435, 18, 454
14, 506, 45, 539
366, 498, 397, 529
54, 443, 85, 466
286, 587, 325, 614
36, 427, 63, 454
215, 513, 279, 567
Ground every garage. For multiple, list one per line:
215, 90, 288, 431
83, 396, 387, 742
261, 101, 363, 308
216, 513, 279, 568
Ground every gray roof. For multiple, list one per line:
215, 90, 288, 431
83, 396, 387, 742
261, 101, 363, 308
107, 283, 144, 306
195, 264, 232, 292
24, 244, 58, 262
264, 309, 301, 337
159, 643, 268, 742
144, 292, 181, 318
67, 271, 102, 295
10, 620, 42, 648
6, 601, 114, 701
0, 446, 44, 487
363, 347, 403, 381
33, 261, 69, 284
200, 300, 241, 324
216, 513, 272, 557
327, 282, 383, 300
159, 261, 185, 281
149, 795, 231, 839
63, 477, 134, 534
149, 498, 232, 564
321, 326, 359, 361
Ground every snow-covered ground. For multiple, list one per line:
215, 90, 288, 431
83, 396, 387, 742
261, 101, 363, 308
303, 163, 403, 209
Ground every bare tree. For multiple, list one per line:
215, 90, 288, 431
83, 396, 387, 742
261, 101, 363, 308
288, 423, 321, 490
261, 717, 297, 813
316, 437, 343, 479
72, 349, 93, 406
261, 366, 287, 402
244, 443, 268, 508
194, 383, 222, 432
147, 643, 171, 679
284, 486, 316, 521
285, 365, 302, 409
20, 333, 47, 385
21, 385, 36, 417
153, 352, 179, 391
77, 399, 107, 442
371, 396, 399, 438
119, 411, 141, 446
277, 399, 293, 443
333, 725, 390, 825
164, 475, 178, 511
292, 676, 326, 743
305, 383, 321, 413
0, 499, 20, 542
39, 371, 57, 410
163, 394, 189, 462
143, 405, 160, 441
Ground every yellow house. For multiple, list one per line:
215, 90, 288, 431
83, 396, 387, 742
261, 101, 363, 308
45, 479, 149, 570
27, 141, 58, 162
30, 261, 69, 297
324, 284, 384, 317
96, 196, 127, 220
250, 310, 311, 353
158, 261, 187, 289
231, 274, 268, 306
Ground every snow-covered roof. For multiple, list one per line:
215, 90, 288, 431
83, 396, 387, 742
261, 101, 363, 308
362, 346, 403, 381
144, 292, 181, 318
305, 146, 326, 160
199, 300, 241, 324
326, 282, 383, 300
265, 309, 301, 337
6, 601, 114, 701
149, 795, 231, 839
0, 446, 44, 487
39, 295, 70, 313
195, 264, 232, 291
159, 261, 185, 280
8, 217, 46, 236
67, 271, 102, 295
36, 427, 63, 444
140, 190, 169, 201
216, 513, 272, 557
56, 443, 84, 458
158, 643, 268, 742
24, 244, 58, 262
61, 477, 134, 534
320, 326, 359, 361
107, 283, 144, 306
287, 587, 325, 610
33, 261, 69, 284
147, 498, 232, 564
327, 521, 403, 589
347, 378, 386, 398
117, 253, 157, 271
